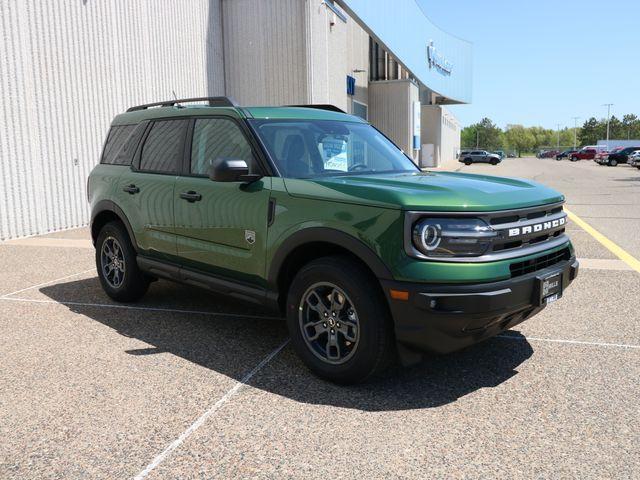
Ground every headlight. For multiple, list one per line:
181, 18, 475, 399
412, 218, 497, 258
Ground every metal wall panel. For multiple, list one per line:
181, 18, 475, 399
0, 0, 224, 240
368, 80, 420, 161
223, 0, 308, 106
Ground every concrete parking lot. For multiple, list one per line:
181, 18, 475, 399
1, 158, 639, 479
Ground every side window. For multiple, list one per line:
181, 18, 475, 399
101, 125, 136, 165
190, 118, 255, 176
112, 123, 147, 166
139, 120, 187, 173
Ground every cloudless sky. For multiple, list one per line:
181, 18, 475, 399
418, 0, 640, 129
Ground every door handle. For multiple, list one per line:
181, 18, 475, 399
180, 190, 202, 202
123, 184, 140, 194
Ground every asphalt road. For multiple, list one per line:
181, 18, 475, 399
1, 157, 639, 479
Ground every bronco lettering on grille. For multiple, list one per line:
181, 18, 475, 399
507, 217, 566, 237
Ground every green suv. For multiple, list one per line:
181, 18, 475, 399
88, 97, 578, 384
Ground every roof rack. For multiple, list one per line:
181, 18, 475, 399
126, 96, 239, 112
286, 104, 346, 113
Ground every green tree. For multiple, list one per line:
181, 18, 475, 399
461, 118, 503, 150
504, 125, 535, 156
622, 114, 640, 140
579, 117, 601, 145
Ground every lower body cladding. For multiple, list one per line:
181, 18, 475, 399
382, 257, 579, 364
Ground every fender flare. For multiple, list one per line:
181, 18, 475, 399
90, 200, 138, 252
267, 227, 394, 289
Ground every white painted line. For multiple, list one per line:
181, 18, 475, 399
1, 237, 93, 249
0, 297, 282, 321
0, 268, 95, 299
498, 334, 640, 350
133, 339, 289, 480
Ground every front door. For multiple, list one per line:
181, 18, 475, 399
174, 117, 271, 286
117, 119, 188, 260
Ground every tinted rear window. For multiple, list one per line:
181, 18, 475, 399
101, 125, 137, 165
139, 120, 187, 173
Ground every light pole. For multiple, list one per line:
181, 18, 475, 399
476, 128, 479, 149
572, 117, 580, 148
603, 103, 613, 148
556, 124, 561, 148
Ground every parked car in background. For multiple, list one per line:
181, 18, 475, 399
627, 150, 640, 169
556, 149, 579, 160
493, 150, 505, 159
507, 151, 517, 158
459, 150, 502, 165
606, 146, 640, 166
458, 150, 471, 159
570, 147, 598, 161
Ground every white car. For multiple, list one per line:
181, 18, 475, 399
628, 150, 640, 168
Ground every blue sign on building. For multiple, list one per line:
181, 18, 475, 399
336, 0, 472, 104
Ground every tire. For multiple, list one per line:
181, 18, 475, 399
570, 157, 577, 162
609, 159, 618, 167
95, 221, 150, 302
490, 159, 498, 165
286, 255, 395, 384
464, 158, 472, 165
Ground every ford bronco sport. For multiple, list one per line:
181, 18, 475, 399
88, 97, 578, 384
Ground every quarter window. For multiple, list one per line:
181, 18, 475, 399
139, 120, 187, 173
190, 118, 254, 176
101, 125, 136, 165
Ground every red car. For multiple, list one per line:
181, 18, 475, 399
570, 148, 598, 161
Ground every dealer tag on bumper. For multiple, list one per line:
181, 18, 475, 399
537, 272, 562, 305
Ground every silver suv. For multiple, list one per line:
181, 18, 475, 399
459, 150, 502, 166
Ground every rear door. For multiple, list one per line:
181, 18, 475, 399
173, 116, 271, 286
116, 119, 188, 260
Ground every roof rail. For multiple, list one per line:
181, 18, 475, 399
126, 96, 239, 112
286, 104, 346, 113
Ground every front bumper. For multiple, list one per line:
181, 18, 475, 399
382, 257, 579, 357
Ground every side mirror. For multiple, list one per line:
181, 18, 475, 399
209, 158, 262, 183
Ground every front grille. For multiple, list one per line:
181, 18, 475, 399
509, 247, 571, 278
488, 203, 567, 253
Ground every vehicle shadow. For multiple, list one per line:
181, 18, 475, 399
40, 277, 534, 412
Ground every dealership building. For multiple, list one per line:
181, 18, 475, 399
0, 0, 472, 240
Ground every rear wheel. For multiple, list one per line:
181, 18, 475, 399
609, 159, 618, 167
490, 159, 499, 165
286, 256, 394, 384
464, 158, 472, 165
95, 221, 150, 302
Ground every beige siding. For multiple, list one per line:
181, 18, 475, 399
223, 0, 308, 106
420, 105, 461, 169
368, 80, 420, 161
0, 0, 224, 240
305, 1, 369, 113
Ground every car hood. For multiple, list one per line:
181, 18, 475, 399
284, 171, 564, 211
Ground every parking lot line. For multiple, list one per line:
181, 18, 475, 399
498, 334, 640, 350
0, 268, 95, 299
565, 207, 640, 274
0, 296, 282, 321
133, 338, 290, 480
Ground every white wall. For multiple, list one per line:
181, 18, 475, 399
0, 0, 224, 240
420, 105, 460, 169
368, 80, 420, 162
223, 0, 308, 105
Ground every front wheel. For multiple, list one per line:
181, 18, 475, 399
286, 256, 394, 384
95, 221, 150, 302
609, 159, 618, 167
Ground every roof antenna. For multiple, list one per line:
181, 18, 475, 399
172, 90, 184, 108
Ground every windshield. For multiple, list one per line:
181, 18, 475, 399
249, 119, 419, 178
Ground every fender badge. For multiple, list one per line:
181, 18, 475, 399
245, 230, 256, 245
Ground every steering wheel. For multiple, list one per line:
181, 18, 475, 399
348, 163, 369, 172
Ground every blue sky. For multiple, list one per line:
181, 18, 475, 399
419, 0, 640, 129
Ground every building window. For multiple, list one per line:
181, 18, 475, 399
352, 100, 368, 121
